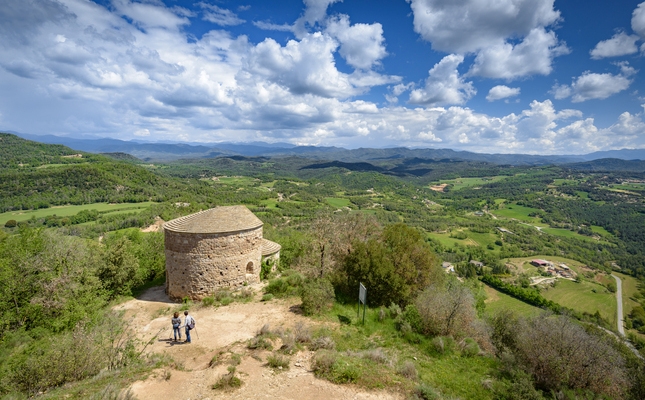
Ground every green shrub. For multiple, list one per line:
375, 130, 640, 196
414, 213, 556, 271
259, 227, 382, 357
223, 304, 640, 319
283, 269, 304, 286
89, 384, 137, 400
261, 294, 274, 302
461, 338, 480, 357
248, 336, 273, 350
5, 312, 141, 395
387, 302, 403, 319
332, 362, 360, 383
265, 278, 289, 295
266, 354, 290, 370
209, 353, 221, 367
312, 351, 360, 384
229, 353, 242, 366
300, 278, 335, 316
260, 259, 274, 280
235, 288, 254, 301
4, 219, 17, 228
220, 297, 233, 306
397, 304, 423, 333
201, 296, 215, 307
312, 350, 337, 377
378, 307, 386, 321
279, 332, 297, 354
388, 302, 403, 319
309, 336, 335, 350
294, 322, 311, 344
361, 348, 389, 365
398, 360, 418, 380
492, 369, 544, 400
265, 270, 304, 298
430, 336, 455, 356
212, 366, 242, 390
412, 383, 441, 400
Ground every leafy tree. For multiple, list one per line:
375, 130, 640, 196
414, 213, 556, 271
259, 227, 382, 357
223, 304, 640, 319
98, 235, 139, 298
300, 278, 335, 316
342, 223, 442, 306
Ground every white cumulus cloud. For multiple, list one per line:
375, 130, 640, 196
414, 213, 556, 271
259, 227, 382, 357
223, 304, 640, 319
553, 63, 636, 102
293, 0, 342, 37
632, 2, 645, 38
325, 15, 387, 70
590, 32, 639, 59
471, 28, 569, 79
487, 85, 520, 101
1, 0, 644, 154
409, 54, 475, 106
407, 0, 567, 80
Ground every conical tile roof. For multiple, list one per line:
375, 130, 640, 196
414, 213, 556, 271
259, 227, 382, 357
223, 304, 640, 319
162, 205, 263, 233
261, 239, 281, 256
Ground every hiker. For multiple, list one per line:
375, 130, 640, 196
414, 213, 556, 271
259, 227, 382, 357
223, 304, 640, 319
171, 312, 182, 341
183, 310, 195, 343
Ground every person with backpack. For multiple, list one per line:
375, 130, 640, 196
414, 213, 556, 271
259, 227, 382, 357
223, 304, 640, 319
183, 310, 195, 343
171, 312, 182, 341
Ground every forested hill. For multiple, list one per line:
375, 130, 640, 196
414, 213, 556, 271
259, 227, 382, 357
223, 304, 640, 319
0, 132, 98, 168
565, 158, 645, 172
0, 133, 214, 212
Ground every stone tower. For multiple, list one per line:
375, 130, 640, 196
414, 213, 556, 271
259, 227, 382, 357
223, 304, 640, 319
163, 205, 280, 300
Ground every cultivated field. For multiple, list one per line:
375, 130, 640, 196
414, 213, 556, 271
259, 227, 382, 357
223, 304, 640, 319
0, 202, 156, 226
483, 285, 542, 317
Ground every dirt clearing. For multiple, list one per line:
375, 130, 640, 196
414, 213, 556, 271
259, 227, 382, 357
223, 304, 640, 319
117, 286, 401, 400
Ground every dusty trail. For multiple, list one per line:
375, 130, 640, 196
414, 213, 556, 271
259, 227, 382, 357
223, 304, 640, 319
116, 286, 401, 400
612, 274, 625, 336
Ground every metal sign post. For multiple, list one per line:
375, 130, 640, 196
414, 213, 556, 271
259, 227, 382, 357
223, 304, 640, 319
358, 282, 367, 324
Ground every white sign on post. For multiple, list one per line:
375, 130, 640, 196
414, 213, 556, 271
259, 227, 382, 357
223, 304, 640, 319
358, 282, 367, 324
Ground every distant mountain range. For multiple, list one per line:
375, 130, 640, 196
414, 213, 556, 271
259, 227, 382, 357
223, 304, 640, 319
8, 131, 645, 165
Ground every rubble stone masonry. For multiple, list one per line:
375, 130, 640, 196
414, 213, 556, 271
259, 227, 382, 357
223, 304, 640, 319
165, 226, 262, 300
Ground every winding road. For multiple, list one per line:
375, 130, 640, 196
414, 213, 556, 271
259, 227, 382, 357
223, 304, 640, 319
612, 274, 625, 336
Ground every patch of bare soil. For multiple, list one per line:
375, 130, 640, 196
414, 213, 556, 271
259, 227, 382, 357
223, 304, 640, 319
141, 217, 165, 233
119, 286, 401, 400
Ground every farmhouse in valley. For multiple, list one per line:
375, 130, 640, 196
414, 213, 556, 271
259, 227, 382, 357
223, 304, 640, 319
163, 205, 280, 300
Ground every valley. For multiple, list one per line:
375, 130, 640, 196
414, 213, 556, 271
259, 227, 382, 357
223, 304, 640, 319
2, 132, 645, 399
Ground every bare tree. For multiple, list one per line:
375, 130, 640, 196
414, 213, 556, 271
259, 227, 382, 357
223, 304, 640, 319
513, 314, 627, 398
304, 212, 380, 278
415, 279, 477, 339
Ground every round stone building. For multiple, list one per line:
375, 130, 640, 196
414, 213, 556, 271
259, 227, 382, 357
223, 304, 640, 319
163, 205, 280, 300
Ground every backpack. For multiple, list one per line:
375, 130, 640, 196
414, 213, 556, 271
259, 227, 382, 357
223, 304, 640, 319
188, 317, 196, 330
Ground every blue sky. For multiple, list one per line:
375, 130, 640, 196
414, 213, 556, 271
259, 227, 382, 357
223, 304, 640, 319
1, 0, 645, 154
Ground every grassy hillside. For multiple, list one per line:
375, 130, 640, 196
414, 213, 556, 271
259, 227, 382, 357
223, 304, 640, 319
0, 133, 218, 212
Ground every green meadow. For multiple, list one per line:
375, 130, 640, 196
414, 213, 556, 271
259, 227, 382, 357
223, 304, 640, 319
325, 197, 351, 208
541, 279, 617, 328
432, 176, 510, 191
483, 285, 542, 317
492, 203, 543, 223
0, 202, 156, 226
541, 227, 611, 243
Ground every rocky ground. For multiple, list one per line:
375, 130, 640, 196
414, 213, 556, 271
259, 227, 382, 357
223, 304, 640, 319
115, 286, 401, 400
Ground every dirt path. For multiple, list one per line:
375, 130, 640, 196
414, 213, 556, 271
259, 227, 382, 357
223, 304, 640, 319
116, 286, 401, 400
612, 274, 625, 336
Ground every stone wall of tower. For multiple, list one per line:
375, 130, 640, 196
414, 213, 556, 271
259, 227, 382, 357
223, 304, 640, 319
165, 226, 263, 300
